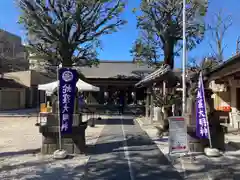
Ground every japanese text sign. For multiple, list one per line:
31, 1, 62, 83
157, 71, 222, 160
168, 116, 188, 154
196, 73, 209, 139
59, 68, 78, 134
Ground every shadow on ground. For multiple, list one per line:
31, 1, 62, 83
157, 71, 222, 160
86, 138, 240, 179
85, 118, 184, 180
0, 154, 88, 180
0, 148, 40, 158
179, 154, 240, 179
2, 117, 240, 179
93, 118, 135, 125
85, 117, 240, 180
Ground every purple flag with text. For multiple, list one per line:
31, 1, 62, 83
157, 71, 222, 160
196, 72, 209, 139
59, 68, 78, 134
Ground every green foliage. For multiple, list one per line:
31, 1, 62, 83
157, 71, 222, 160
17, 0, 126, 70
131, 0, 208, 69
187, 56, 220, 98
131, 31, 163, 68
154, 91, 181, 108
188, 56, 220, 74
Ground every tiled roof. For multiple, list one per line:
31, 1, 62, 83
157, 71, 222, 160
136, 65, 171, 86
78, 61, 154, 79
135, 66, 184, 87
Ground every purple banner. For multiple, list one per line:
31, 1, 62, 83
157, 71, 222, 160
59, 68, 78, 134
196, 73, 209, 138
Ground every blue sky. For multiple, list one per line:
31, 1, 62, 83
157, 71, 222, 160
0, 1, 239, 68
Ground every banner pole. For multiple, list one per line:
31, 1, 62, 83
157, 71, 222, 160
200, 72, 213, 148
182, 0, 187, 115
57, 66, 62, 150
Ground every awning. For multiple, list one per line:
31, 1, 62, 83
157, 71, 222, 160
38, 81, 58, 95
38, 79, 100, 96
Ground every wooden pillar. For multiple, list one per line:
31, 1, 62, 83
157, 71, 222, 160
150, 87, 153, 124
163, 81, 168, 120
145, 88, 150, 121
163, 81, 166, 96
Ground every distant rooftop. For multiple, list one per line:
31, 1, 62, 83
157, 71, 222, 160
79, 61, 154, 79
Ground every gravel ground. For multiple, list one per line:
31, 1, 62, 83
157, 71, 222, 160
0, 116, 104, 180
0, 117, 41, 153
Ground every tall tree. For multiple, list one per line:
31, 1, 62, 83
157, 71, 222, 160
131, 0, 208, 69
17, 0, 126, 72
187, 55, 220, 105
208, 9, 232, 62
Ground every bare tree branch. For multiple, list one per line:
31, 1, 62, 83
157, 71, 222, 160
131, 0, 208, 69
17, 0, 127, 72
208, 9, 232, 62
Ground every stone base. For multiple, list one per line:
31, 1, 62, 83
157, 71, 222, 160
188, 137, 207, 152
41, 135, 86, 154
40, 124, 87, 155
187, 127, 208, 152
204, 147, 221, 157
53, 149, 68, 159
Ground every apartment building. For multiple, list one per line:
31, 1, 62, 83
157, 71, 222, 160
0, 29, 52, 110
0, 29, 29, 72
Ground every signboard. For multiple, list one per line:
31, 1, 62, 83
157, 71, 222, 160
59, 68, 78, 134
168, 116, 188, 154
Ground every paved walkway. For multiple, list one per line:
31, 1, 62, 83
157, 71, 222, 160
135, 117, 240, 179
85, 116, 183, 180
225, 132, 240, 149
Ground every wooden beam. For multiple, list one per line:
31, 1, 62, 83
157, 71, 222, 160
145, 88, 150, 121
208, 62, 240, 82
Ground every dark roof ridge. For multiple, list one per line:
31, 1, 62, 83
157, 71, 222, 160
207, 53, 240, 75
0, 29, 21, 39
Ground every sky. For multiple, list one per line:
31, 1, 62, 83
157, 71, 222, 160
0, 0, 240, 68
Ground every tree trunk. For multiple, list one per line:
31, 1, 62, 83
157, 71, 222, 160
163, 39, 174, 69
62, 57, 72, 67
60, 46, 73, 67
217, 40, 223, 62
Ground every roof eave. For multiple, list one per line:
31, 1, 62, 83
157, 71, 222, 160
207, 54, 240, 76
135, 65, 171, 87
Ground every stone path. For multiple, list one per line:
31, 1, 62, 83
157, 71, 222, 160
85, 116, 183, 180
